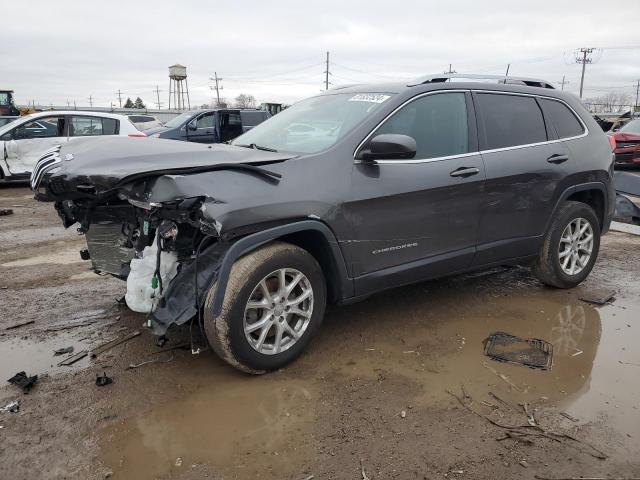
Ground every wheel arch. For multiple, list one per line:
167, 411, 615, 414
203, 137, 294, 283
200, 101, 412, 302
212, 220, 353, 317
548, 182, 608, 233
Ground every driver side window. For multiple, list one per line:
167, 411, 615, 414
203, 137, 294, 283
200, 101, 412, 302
13, 116, 65, 140
375, 92, 469, 159
196, 113, 215, 129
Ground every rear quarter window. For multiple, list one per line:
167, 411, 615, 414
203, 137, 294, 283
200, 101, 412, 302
539, 99, 585, 139
476, 93, 547, 149
240, 111, 267, 126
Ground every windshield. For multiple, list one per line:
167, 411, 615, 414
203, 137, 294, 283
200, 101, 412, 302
163, 112, 195, 128
620, 119, 640, 135
231, 92, 394, 154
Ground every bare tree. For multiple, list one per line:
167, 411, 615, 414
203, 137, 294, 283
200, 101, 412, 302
585, 92, 632, 113
235, 94, 256, 108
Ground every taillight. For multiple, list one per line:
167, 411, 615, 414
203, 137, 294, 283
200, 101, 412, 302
608, 135, 616, 151
128, 133, 147, 138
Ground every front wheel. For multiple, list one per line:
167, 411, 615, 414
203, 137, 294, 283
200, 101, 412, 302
204, 241, 326, 374
533, 201, 601, 289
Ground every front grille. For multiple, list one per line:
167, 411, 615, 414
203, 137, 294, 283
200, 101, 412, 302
30, 145, 62, 190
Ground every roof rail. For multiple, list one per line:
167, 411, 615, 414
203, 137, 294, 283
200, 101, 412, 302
408, 73, 555, 89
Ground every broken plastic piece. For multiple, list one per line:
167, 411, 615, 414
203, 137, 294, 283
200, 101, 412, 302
8, 371, 38, 394
96, 373, 113, 387
0, 209, 14, 216
0, 400, 20, 413
53, 346, 74, 356
483, 332, 553, 371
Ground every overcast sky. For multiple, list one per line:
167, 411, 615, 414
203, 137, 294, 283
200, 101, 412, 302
4, 0, 640, 109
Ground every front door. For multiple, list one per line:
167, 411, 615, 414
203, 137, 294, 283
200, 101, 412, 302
343, 91, 485, 292
186, 112, 217, 143
3, 115, 67, 175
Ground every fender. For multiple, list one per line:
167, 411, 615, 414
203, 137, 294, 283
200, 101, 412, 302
211, 220, 354, 317
545, 181, 610, 233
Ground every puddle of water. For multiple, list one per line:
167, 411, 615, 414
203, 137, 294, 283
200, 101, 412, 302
100, 371, 314, 480
0, 336, 91, 380
1, 247, 86, 267
98, 265, 640, 476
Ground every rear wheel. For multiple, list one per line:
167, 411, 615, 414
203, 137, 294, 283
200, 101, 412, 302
204, 241, 326, 373
533, 201, 600, 288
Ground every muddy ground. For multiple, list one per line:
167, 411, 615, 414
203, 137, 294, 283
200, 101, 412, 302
1, 184, 640, 480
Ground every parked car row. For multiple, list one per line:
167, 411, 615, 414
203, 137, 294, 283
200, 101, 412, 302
0, 108, 269, 181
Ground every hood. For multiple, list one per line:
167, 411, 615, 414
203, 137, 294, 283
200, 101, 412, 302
35, 136, 295, 196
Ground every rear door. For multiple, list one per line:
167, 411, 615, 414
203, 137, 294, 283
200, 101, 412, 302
473, 91, 575, 265
345, 91, 485, 288
3, 115, 67, 175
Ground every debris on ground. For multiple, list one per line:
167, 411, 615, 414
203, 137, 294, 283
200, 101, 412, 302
58, 350, 88, 366
0, 400, 20, 413
175, 457, 183, 467
0, 209, 14, 216
95, 373, 113, 387
53, 346, 74, 356
90, 331, 141, 358
560, 412, 579, 422
127, 354, 174, 370
483, 332, 553, 370
4, 320, 35, 331
446, 387, 608, 460
360, 459, 370, 480
155, 335, 168, 348
8, 371, 38, 394
579, 289, 616, 306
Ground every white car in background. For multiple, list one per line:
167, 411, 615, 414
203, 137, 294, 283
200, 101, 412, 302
127, 114, 163, 132
0, 111, 145, 181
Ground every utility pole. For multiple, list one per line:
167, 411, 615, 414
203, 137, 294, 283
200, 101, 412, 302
576, 48, 595, 99
635, 79, 640, 114
116, 89, 123, 108
445, 64, 457, 74
324, 51, 331, 90
559, 75, 569, 91
88, 95, 94, 108
504, 64, 510, 78
154, 85, 163, 110
209, 73, 223, 107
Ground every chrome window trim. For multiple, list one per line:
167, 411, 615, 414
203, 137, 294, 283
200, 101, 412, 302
353, 89, 589, 165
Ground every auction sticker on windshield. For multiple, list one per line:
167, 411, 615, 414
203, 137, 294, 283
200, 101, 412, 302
348, 94, 391, 103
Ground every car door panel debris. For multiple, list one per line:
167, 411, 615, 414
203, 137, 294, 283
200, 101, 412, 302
0, 401, 20, 413
7, 371, 38, 393
579, 289, 616, 305
95, 373, 113, 387
483, 332, 553, 371
53, 346, 74, 356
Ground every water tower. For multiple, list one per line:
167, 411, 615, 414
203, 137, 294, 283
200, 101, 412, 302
168, 64, 190, 110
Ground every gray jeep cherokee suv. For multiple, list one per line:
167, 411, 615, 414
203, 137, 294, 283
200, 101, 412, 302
32, 74, 614, 373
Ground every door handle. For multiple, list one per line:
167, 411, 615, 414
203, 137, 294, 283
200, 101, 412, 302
547, 153, 569, 164
450, 167, 480, 178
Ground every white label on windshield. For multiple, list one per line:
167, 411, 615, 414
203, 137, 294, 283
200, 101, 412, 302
348, 94, 390, 104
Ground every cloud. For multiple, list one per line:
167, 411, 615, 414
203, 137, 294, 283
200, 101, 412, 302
4, 0, 640, 108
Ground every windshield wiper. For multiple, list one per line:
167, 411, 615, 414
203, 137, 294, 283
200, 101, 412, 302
236, 143, 278, 152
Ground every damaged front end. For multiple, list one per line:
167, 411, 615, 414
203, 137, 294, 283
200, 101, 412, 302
32, 137, 290, 336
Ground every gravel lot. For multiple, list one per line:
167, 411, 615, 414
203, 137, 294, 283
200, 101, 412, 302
1, 184, 639, 480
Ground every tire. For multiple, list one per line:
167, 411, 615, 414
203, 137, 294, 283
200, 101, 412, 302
533, 201, 601, 289
203, 241, 326, 374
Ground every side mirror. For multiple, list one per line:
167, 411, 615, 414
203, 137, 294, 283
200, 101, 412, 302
187, 120, 198, 131
360, 134, 416, 161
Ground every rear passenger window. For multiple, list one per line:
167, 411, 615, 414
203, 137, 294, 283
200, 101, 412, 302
71, 117, 118, 136
240, 111, 267, 126
476, 93, 547, 149
375, 92, 469, 159
539, 99, 584, 139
